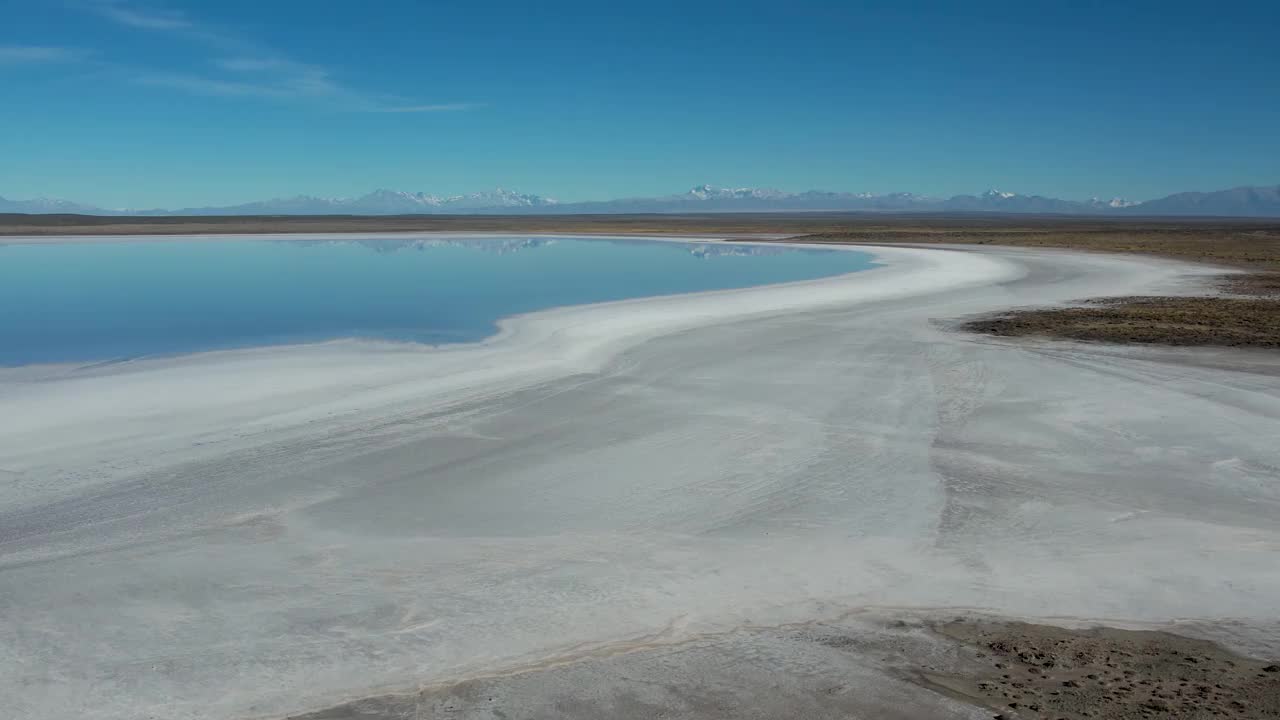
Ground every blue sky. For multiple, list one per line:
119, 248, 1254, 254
2, 0, 1278, 208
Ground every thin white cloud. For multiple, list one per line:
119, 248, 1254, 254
93, 2, 190, 30
211, 56, 342, 96
216, 57, 305, 73
78, 2, 478, 113
372, 103, 483, 113
0, 45, 86, 65
132, 71, 307, 99
129, 67, 476, 113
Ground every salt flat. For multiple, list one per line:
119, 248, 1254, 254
0, 239, 1277, 719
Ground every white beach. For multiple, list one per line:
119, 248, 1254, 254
1, 237, 1277, 719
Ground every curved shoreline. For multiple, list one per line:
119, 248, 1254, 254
0, 243, 1016, 493
0, 233, 873, 369
2, 238, 1278, 720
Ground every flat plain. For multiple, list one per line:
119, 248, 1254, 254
1, 216, 1278, 719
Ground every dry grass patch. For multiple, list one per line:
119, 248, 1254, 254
964, 297, 1280, 348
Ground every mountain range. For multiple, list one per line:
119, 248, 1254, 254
2, 184, 1278, 217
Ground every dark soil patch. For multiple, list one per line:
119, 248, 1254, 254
918, 620, 1280, 719
963, 296, 1280, 348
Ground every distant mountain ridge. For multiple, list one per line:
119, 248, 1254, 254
3, 184, 1278, 217
155, 188, 560, 216
0, 196, 106, 214
1128, 185, 1280, 217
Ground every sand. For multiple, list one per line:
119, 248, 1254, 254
1, 237, 1277, 719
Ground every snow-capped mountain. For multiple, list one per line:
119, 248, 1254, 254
434, 188, 559, 210
1088, 196, 1138, 209
4, 184, 1279, 217
557, 186, 940, 213
685, 184, 789, 201
163, 188, 558, 216
941, 190, 1088, 214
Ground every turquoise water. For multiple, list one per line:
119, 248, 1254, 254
0, 236, 877, 366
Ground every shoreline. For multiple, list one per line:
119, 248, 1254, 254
0, 237, 926, 381
0, 233, 839, 371
3, 237, 1278, 720
1, 242, 1010, 518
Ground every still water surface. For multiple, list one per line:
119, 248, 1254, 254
0, 236, 877, 365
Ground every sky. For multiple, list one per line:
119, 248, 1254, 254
1, 0, 1278, 208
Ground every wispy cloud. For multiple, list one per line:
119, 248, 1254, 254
127, 60, 413, 110
96, 2, 190, 30
216, 57, 308, 73
77, 1, 476, 112
209, 56, 343, 97
372, 103, 483, 113
133, 71, 315, 100
0, 45, 86, 66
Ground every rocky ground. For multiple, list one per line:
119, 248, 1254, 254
918, 620, 1280, 720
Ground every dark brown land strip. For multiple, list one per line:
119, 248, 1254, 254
2, 211, 1275, 242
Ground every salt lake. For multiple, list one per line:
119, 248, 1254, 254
0, 235, 876, 365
